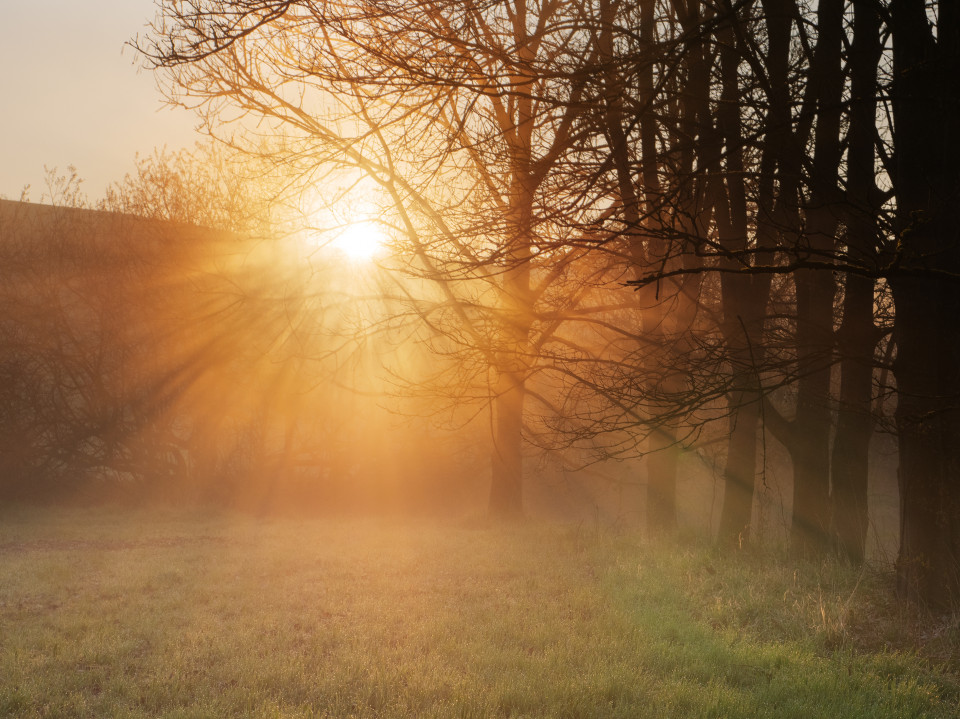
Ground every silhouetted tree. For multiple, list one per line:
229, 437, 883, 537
138, 0, 960, 611
141, 0, 648, 518
831, 0, 884, 564
887, 0, 960, 606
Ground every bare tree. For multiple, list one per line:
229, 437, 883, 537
887, 0, 960, 606
141, 0, 648, 517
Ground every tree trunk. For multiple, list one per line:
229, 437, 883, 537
790, 268, 835, 553
718, 387, 761, 543
892, 278, 960, 605
489, 367, 525, 517
646, 427, 679, 534
788, 0, 843, 554
487, 252, 532, 519
890, 0, 960, 606
600, 0, 681, 533
485, 12, 538, 519
830, 0, 881, 564
831, 273, 876, 562
712, 7, 771, 546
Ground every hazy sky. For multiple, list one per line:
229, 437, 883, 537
0, 0, 200, 201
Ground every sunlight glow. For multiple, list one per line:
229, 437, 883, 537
331, 221, 387, 261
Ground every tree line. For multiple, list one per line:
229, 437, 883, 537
1, 1, 953, 607
135, 0, 959, 606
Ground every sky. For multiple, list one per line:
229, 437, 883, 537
0, 0, 200, 202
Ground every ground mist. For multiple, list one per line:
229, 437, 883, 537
1, 508, 957, 718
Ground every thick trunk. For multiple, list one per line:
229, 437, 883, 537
790, 418, 832, 553
889, 0, 960, 606
647, 425, 679, 534
674, 2, 770, 544
831, 0, 881, 564
639, 0, 680, 534
790, 268, 835, 553
487, 252, 531, 520
489, 368, 525, 518
831, 273, 876, 562
789, 0, 842, 554
712, 1, 782, 545
487, 256, 531, 518
892, 278, 960, 605
718, 389, 760, 543
484, 21, 537, 519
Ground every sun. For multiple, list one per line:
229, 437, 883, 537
330, 221, 387, 261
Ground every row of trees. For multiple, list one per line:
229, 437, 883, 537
139, 1, 959, 605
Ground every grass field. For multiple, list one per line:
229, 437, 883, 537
1, 508, 958, 718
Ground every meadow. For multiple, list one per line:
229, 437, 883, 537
1, 508, 958, 718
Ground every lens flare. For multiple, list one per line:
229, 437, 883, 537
331, 221, 386, 261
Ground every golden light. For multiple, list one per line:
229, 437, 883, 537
330, 221, 387, 261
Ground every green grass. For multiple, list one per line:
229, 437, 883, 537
1, 508, 958, 718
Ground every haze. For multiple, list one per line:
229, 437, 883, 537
0, 0, 197, 200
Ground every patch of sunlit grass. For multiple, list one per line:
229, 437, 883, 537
0, 509, 957, 717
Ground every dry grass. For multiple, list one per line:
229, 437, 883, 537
0, 508, 958, 718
